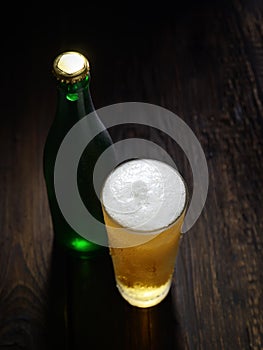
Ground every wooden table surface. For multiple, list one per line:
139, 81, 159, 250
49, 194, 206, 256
1, 1, 263, 349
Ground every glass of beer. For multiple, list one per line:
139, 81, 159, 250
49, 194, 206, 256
101, 158, 187, 308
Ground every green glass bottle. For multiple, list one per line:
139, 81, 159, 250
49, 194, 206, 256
43, 51, 115, 257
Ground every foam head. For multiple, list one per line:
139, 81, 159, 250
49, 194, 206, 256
101, 159, 187, 232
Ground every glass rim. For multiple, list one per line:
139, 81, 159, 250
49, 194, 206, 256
100, 158, 189, 235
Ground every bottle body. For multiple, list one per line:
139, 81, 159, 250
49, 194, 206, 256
44, 73, 115, 257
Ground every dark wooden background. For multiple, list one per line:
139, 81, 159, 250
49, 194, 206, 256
1, 0, 263, 349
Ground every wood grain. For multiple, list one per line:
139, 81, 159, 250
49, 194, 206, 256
0, 1, 262, 349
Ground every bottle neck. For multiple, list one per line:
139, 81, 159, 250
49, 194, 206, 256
55, 75, 95, 122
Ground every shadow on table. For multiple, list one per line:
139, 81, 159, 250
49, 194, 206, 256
46, 243, 185, 350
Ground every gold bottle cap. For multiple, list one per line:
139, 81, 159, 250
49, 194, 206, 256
53, 51, 90, 84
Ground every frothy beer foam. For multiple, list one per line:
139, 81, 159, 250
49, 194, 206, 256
102, 159, 186, 232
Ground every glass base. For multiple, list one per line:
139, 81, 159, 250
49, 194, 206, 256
116, 278, 172, 308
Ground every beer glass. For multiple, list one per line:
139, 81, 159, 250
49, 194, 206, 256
101, 159, 187, 308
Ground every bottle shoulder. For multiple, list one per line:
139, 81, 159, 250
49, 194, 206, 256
44, 113, 115, 160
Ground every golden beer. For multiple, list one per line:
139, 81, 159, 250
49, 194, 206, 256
101, 159, 187, 308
